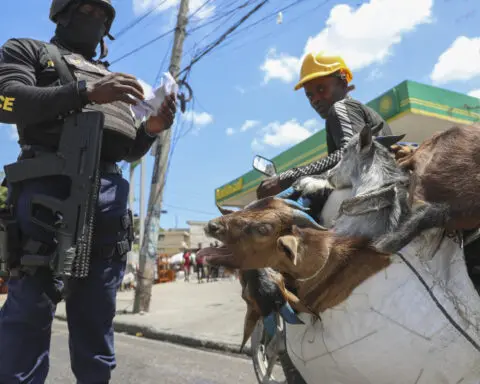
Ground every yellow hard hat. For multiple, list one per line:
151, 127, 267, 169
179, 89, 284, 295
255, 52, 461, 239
294, 52, 353, 91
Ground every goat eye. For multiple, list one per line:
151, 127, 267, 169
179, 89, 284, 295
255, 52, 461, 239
256, 224, 273, 236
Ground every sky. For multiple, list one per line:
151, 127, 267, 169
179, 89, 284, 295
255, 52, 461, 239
0, 0, 479, 229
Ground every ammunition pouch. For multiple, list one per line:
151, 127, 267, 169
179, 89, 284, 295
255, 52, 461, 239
0, 207, 23, 278
93, 209, 134, 261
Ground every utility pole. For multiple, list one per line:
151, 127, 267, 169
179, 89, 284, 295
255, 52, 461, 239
139, 156, 146, 248
133, 0, 189, 313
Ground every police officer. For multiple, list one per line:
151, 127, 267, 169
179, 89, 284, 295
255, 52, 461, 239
0, 1, 176, 383
257, 53, 393, 198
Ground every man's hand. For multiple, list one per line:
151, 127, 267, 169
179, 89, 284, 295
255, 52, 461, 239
256, 176, 284, 199
86, 72, 145, 105
145, 94, 177, 135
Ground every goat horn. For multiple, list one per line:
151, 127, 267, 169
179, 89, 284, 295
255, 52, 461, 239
282, 199, 310, 212
371, 122, 384, 135
216, 203, 234, 216
275, 186, 296, 199
292, 209, 327, 230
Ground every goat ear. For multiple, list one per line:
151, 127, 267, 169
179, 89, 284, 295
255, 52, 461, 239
216, 203, 234, 216
277, 235, 299, 266
358, 124, 372, 153
374, 134, 406, 149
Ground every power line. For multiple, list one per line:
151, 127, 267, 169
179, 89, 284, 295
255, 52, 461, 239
153, 38, 174, 86
189, 0, 215, 20
163, 203, 217, 216
186, 1, 252, 54
109, 0, 216, 65
213, 0, 331, 55
112, 0, 169, 40
221, 0, 313, 41
178, 0, 269, 77
187, 0, 255, 34
110, 28, 176, 65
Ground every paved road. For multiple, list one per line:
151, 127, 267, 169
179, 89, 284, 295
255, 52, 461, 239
47, 320, 258, 384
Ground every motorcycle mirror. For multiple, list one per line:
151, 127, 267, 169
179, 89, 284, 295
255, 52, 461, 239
253, 155, 277, 177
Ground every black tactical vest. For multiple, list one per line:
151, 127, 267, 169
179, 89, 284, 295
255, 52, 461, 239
19, 43, 139, 162
62, 53, 137, 140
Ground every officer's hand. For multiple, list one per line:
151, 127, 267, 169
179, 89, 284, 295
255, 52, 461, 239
86, 72, 145, 105
256, 176, 284, 199
145, 94, 177, 135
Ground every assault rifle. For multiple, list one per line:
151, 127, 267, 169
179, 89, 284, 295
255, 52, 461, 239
4, 111, 104, 280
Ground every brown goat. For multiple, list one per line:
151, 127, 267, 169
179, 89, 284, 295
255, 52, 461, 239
375, 123, 480, 254
198, 197, 391, 314
215, 203, 319, 351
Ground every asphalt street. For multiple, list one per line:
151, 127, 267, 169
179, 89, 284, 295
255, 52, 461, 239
47, 320, 258, 384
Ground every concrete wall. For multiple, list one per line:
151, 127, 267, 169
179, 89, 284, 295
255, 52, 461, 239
187, 221, 219, 249
157, 229, 190, 256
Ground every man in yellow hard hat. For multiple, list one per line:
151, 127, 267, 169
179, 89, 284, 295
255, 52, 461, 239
257, 52, 393, 198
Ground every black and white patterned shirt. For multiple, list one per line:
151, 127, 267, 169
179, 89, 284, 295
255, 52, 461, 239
279, 97, 392, 185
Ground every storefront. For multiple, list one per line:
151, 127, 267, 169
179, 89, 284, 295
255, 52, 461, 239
215, 79, 480, 209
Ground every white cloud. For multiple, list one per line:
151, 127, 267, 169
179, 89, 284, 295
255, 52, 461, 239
260, 48, 301, 84
235, 86, 246, 94
468, 89, 480, 99
252, 118, 320, 149
260, 0, 433, 84
133, 0, 215, 20
303, 119, 322, 131
183, 111, 214, 126
251, 138, 264, 151
225, 119, 261, 136
430, 36, 480, 85
240, 120, 260, 132
190, 0, 215, 19
366, 68, 383, 82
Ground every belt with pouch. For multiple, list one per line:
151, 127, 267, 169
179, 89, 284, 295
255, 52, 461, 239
19, 145, 122, 175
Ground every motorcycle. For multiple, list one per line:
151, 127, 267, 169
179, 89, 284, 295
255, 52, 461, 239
249, 154, 480, 384
250, 154, 347, 384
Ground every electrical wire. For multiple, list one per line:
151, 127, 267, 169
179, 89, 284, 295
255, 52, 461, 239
109, 0, 216, 65
189, 0, 216, 20
153, 38, 174, 86
163, 203, 217, 216
223, 0, 313, 40
110, 28, 176, 65
187, 0, 255, 33
178, 0, 269, 78
112, 0, 169, 40
215, 0, 332, 55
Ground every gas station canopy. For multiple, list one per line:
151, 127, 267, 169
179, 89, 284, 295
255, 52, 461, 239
215, 80, 480, 209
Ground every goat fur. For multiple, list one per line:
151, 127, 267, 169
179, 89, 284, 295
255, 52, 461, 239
375, 124, 480, 254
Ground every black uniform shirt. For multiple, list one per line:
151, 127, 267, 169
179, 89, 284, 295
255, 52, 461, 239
0, 38, 157, 163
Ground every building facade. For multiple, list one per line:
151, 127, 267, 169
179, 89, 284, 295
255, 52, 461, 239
157, 228, 190, 256
187, 220, 219, 249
